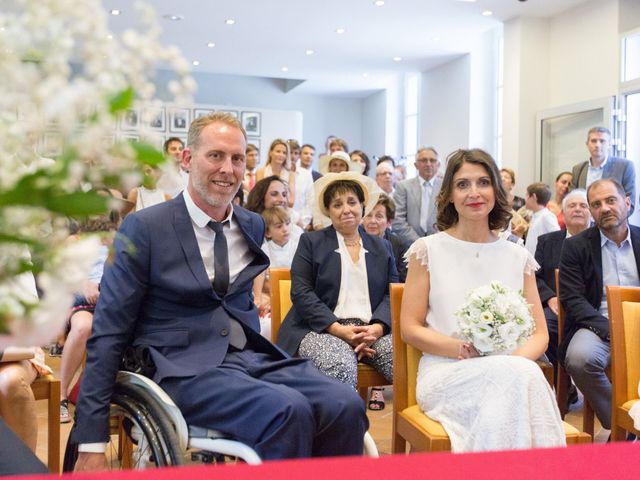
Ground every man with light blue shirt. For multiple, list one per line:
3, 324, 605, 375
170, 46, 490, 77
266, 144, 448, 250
559, 178, 640, 431
571, 126, 636, 213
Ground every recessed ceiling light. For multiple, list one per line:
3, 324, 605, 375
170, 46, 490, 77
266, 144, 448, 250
431, 36, 440, 41
305, 49, 315, 55
335, 27, 346, 34
374, 0, 385, 6
163, 14, 184, 21
456, 0, 477, 2
110, 9, 121, 15
362, 73, 369, 78
482, 10, 493, 16
192, 60, 200, 66
207, 42, 216, 48
107, 34, 113, 39
281, 66, 289, 72
393, 56, 402, 62
225, 19, 236, 25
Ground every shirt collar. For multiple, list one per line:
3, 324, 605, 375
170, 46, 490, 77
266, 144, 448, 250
600, 225, 631, 248
590, 156, 608, 170
421, 176, 435, 187
183, 189, 233, 228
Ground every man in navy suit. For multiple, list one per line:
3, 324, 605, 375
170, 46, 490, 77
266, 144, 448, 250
559, 179, 640, 431
72, 112, 367, 471
571, 126, 636, 213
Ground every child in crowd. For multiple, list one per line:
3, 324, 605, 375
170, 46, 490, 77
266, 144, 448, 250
253, 207, 303, 338
59, 190, 122, 423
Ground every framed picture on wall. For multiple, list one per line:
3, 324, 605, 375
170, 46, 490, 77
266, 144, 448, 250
219, 109, 238, 119
143, 107, 165, 131
194, 108, 215, 119
247, 137, 261, 151
43, 132, 63, 157
241, 111, 261, 136
120, 108, 140, 131
169, 108, 190, 133
119, 133, 140, 143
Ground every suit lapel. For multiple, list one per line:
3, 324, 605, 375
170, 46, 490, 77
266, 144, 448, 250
361, 228, 379, 305
588, 227, 603, 296
172, 195, 212, 294
630, 225, 640, 274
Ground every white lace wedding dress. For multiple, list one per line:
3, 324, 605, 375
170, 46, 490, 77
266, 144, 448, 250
407, 232, 566, 452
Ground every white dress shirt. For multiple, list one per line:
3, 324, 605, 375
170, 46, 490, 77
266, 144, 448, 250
332, 231, 373, 322
525, 207, 560, 255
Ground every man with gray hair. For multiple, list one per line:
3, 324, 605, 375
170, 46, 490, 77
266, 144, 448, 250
534, 189, 591, 368
571, 126, 636, 213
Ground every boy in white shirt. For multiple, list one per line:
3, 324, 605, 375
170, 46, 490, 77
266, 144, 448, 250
524, 182, 560, 255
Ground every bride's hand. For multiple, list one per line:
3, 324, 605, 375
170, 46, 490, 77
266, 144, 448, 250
457, 342, 480, 360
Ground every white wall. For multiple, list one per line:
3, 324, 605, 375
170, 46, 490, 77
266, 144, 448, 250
548, 0, 619, 107
420, 55, 471, 160
361, 90, 387, 167
155, 70, 364, 166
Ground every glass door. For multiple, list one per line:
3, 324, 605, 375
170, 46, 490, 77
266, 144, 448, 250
621, 90, 640, 226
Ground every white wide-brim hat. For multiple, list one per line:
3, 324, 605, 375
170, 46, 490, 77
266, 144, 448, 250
314, 171, 381, 217
318, 151, 365, 175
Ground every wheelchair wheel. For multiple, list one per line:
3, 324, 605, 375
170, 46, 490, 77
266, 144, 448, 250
63, 381, 184, 471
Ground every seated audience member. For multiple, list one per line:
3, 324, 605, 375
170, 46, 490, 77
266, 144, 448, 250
156, 137, 187, 197
559, 178, 640, 433
534, 189, 590, 368
313, 152, 364, 229
277, 172, 397, 391
300, 144, 322, 182
376, 155, 395, 168
59, 198, 121, 423
375, 161, 395, 195
500, 167, 525, 211
246, 175, 304, 228
524, 182, 560, 255
253, 207, 303, 338
401, 148, 565, 452
287, 139, 314, 229
255, 139, 297, 208
242, 143, 259, 197
571, 126, 636, 213
124, 165, 172, 215
328, 137, 349, 154
350, 150, 371, 176
71, 112, 367, 471
1, 347, 52, 453
392, 147, 442, 247
362, 194, 407, 282
547, 172, 573, 229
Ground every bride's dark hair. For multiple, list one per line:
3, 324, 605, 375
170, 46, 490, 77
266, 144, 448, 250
436, 149, 512, 232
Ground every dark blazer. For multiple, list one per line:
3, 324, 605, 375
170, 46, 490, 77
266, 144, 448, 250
311, 170, 323, 182
384, 229, 408, 282
276, 225, 399, 355
535, 229, 567, 306
72, 195, 278, 443
558, 224, 640, 361
571, 156, 636, 213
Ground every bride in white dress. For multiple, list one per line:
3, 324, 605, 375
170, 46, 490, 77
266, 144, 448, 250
401, 149, 565, 452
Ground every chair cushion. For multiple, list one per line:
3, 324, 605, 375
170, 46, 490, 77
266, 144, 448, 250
562, 421, 581, 436
622, 399, 639, 412
401, 405, 449, 438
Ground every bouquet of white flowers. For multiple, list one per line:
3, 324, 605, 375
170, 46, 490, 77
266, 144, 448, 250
455, 281, 535, 355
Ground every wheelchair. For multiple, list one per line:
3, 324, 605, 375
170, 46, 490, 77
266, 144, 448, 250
63, 371, 379, 471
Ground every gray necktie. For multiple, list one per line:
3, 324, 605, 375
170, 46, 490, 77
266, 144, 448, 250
207, 220, 246, 349
420, 181, 431, 233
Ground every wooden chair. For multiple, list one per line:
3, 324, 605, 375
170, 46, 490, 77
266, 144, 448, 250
606, 285, 640, 442
31, 374, 61, 473
555, 269, 606, 437
269, 267, 389, 402
390, 283, 590, 454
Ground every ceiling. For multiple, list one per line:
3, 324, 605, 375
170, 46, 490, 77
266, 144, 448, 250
103, 0, 590, 97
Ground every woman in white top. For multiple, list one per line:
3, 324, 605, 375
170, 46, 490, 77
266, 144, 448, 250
124, 165, 171, 215
255, 139, 296, 208
276, 172, 398, 388
401, 149, 565, 452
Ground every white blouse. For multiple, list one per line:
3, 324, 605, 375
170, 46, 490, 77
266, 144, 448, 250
332, 231, 373, 322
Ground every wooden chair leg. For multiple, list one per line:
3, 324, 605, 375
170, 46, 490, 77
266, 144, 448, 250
583, 400, 595, 438
47, 379, 61, 473
556, 367, 569, 419
358, 387, 369, 403
611, 425, 627, 442
392, 433, 407, 454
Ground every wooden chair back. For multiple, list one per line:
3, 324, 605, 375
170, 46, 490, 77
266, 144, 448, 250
269, 268, 291, 343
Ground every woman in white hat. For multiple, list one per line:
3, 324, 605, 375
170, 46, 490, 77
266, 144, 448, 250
276, 172, 398, 390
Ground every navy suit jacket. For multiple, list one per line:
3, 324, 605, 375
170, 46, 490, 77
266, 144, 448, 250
72, 195, 280, 443
571, 156, 636, 213
276, 226, 399, 355
558, 224, 640, 361
535, 229, 567, 306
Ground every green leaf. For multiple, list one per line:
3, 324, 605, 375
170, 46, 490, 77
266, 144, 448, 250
130, 141, 165, 167
108, 87, 135, 115
45, 191, 109, 216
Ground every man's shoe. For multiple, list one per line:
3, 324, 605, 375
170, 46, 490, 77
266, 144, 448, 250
60, 399, 71, 423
